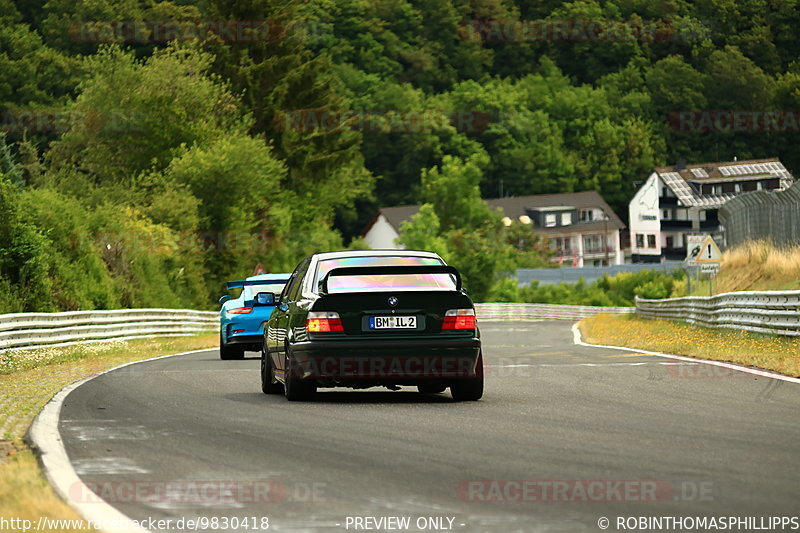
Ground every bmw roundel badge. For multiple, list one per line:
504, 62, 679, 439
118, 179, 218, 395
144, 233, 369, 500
388, 296, 398, 307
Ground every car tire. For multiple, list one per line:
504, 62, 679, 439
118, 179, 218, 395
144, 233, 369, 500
220, 334, 245, 360
261, 345, 283, 395
450, 351, 484, 401
417, 383, 447, 394
284, 347, 316, 401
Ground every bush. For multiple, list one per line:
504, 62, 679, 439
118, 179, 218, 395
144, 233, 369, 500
486, 268, 685, 306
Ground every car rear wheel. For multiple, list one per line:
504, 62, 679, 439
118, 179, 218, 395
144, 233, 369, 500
261, 345, 283, 395
219, 335, 245, 360
284, 347, 316, 401
450, 351, 484, 401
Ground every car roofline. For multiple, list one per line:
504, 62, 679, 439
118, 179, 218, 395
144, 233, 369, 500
244, 273, 292, 282
312, 250, 443, 261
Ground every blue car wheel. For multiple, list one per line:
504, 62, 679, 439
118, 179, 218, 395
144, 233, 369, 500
219, 334, 245, 360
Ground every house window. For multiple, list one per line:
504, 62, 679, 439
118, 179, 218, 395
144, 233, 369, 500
580, 209, 594, 222
545, 214, 557, 227
636, 234, 645, 248
583, 235, 602, 252
561, 212, 572, 226
647, 235, 656, 248
666, 236, 674, 249
713, 185, 722, 195
662, 210, 671, 220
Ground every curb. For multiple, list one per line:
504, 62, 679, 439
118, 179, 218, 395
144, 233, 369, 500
27, 348, 217, 533
571, 322, 800, 385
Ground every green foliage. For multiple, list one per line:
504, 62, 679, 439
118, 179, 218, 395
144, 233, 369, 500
487, 269, 686, 306
46, 44, 247, 187
0, 176, 53, 312
3, 0, 800, 311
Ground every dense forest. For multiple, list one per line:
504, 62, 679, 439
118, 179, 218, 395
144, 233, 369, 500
1, 0, 798, 310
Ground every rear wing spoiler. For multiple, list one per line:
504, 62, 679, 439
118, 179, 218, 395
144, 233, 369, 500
226, 278, 289, 290
319, 265, 461, 294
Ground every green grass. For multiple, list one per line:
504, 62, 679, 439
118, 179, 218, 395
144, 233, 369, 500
580, 314, 800, 377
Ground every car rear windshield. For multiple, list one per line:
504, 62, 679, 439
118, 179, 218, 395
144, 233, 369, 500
315, 256, 456, 293
245, 283, 286, 299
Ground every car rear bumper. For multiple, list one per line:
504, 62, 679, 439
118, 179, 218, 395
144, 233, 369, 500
289, 337, 481, 381
225, 334, 262, 349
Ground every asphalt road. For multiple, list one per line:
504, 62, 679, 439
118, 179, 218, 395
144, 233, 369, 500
59, 321, 800, 533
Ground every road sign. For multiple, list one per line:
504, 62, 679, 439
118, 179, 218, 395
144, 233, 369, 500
700, 263, 720, 274
694, 236, 722, 263
685, 235, 706, 263
253, 264, 267, 276
686, 235, 722, 264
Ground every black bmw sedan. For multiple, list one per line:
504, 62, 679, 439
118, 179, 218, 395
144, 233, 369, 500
262, 250, 483, 401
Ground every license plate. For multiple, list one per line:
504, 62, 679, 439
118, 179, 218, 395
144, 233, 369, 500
369, 316, 417, 329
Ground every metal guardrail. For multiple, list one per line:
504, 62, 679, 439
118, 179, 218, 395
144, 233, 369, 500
0, 303, 634, 352
0, 309, 218, 351
0, 303, 638, 352
635, 291, 800, 337
475, 303, 633, 321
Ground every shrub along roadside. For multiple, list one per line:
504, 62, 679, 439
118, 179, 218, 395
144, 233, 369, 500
487, 269, 686, 306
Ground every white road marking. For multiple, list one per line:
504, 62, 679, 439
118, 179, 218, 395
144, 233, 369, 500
72, 457, 150, 475
66, 425, 151, 441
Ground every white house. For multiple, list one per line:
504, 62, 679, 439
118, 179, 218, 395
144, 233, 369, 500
362, 191, 626, 266
629, 157, 794, 262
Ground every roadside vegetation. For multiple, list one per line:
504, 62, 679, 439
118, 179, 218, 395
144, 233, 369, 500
681, 241, 800, 296
487, 269, 685, 306
580, 313, 800, 377
0, 334, 216, 529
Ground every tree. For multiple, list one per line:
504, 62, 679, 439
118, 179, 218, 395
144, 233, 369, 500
46, 44, 247, 188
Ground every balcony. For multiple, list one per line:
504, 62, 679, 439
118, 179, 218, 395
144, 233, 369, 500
661, 220, 692, 230
583, 245, 617, 255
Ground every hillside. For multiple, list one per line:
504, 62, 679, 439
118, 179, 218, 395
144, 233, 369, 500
3, 0, 800, 310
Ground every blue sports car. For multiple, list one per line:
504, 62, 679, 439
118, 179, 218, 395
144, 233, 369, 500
219, 273, 291, 360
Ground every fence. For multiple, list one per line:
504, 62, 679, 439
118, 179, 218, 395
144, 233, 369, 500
635, 291, 800, 337
0, 309, 218, 351
0, 304, 636, 352
475, 303, 633, 321
516, 261, 686, 286
719, 181, 800, 248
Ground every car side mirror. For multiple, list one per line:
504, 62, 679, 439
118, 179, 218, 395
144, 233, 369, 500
255, 292, 275, 305
218, 295, 231, 304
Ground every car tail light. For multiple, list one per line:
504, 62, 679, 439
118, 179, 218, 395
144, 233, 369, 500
442, 308, 476, 330
229, 307, 253, 314
306, 311, 344, 333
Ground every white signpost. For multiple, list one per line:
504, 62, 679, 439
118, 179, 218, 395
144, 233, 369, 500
685, 235, 722, 295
